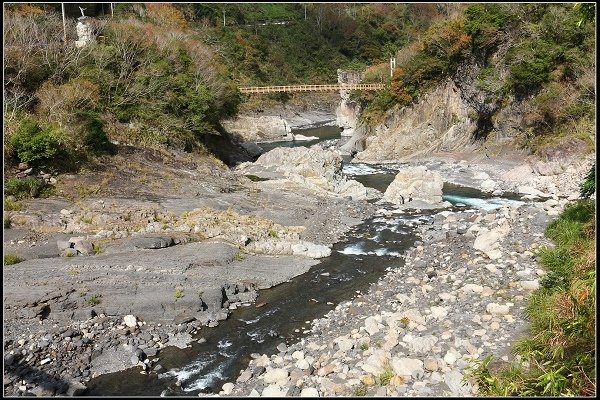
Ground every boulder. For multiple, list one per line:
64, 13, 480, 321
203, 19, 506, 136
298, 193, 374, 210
263, 368, 289, 384
199, 287, 224, 312
262, 384, 289, 397
533, 161, 563, 176
382, 166, 443, 205
364, 316, 380, 336
221, 382, 235, 395
254, 146, 341, 181
360, 349, 390, 375
65, 379, 87, 396
240, 142, 264, 158
520, 280, 540, 291
517, 186, 552, 198
480, 179, 496, 192
222, 115, 291, 142
300, 387, 320, 397
444, 370, 472, 396
246, 239, 331, 258
248, 146, 369, 199
123, 315, 137, 328
403, 334, 438, 354
486, 303, 510, 315
391, 357, 424, 377
473, 224, 510, 260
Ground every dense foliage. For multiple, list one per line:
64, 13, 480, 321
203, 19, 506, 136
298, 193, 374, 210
580, 164, 596, 198
353, 3, 595, 156
4, 3, 241, 170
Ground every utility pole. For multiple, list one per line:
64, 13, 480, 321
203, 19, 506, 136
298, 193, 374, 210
304, 4, 307, 20
223, 8, 226, 26
61, 3, 67, 44
390, 57, 396, 78
110, 3, 114, 17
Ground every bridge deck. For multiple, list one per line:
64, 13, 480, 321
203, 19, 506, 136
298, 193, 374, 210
239, 83, 384, 94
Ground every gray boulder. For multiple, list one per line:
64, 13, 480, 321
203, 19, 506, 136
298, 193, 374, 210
382, 166, 444, 205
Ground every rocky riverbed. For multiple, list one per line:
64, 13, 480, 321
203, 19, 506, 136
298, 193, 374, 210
217, 153, 595, 397
3, 137, 593, 397
3, 144, 375, 397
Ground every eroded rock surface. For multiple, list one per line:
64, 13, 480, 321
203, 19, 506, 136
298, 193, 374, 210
381, 166, 444, 206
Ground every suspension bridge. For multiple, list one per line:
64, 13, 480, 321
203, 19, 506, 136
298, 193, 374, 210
239, 83, 385, 94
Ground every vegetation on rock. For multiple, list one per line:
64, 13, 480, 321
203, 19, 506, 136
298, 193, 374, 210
4, 3, 594, 173
4, 254, 25, 265
354, 3, 595, 156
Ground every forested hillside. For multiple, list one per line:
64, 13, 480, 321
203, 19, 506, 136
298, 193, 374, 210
3, 3, 596, 172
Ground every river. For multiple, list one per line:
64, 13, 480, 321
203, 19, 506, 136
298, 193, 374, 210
84, 125, 527, 396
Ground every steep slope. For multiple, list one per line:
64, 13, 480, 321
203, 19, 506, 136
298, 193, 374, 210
346, 3, 595, 163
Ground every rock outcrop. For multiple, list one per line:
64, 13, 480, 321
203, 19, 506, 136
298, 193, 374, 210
222, 115, 293, 142
381, 166, 444, 206
238, 146, 372, 200
335, 70, 364, 137
353, 80, 477, 162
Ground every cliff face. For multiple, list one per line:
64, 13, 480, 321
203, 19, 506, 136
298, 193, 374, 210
348, 53, 574, 162
353, 79, 479, 161
335, 70, 364, 137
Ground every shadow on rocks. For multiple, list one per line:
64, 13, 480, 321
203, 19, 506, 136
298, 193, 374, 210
4, 353, 87, 396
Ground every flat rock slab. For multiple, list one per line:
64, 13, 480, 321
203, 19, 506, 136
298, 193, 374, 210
3, 240, 319, 326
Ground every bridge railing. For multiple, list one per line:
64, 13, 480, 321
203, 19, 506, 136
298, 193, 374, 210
239, 83, 385, 94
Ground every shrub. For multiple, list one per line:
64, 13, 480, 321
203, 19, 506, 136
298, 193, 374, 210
549, 199, 595, 227
360, 87, 395, 124
4, 198, 22, 211
379, 367, 395, 386
9, 118, 61, 166
406, 19, 471, 83
390, 67, 413, 106
506, 41, 557, 97
353, 384, 368, 396
92, 243, 102, 255
86, 295, 101, 306
174, 287, 184, 300
464, 4, 514, 54
78, 111, 114, 154
4, 254, 25, 265
4, 177, 43, 199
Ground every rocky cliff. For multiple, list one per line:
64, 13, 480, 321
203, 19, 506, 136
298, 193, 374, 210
335, 70, 364, 137
346, 51, 593, 163
352, 79, 478, 161
222, 93, 339, 142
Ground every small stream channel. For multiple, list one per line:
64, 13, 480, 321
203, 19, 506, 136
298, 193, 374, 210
85, 125, 527, 396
